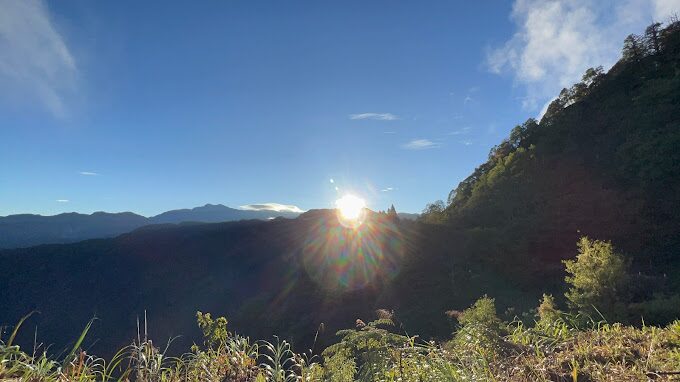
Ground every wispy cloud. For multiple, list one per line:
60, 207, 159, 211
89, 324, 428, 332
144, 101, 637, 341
349, 113, 399, 121
402, 139, 440, 150
240, 203, 305, 213
381, 187, 395, 192
0, 0, 77, 117
79, 171, 99, 176
462, 86, 479, 105
56, 199, 69, 203
487, 0, 679, 112
449, 126, 472, 135
459, 139, 473, 146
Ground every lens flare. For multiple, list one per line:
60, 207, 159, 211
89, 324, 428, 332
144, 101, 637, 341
301, 211, 404, 291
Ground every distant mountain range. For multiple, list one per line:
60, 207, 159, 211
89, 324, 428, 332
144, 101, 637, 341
0, 204, 419, 249
0, 204, 301, 249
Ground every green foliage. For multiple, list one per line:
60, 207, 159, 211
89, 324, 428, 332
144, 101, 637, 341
450, 296, 507, 360
564, 237, 630, 319
456, 296, 502, 331
321, 347, 355, 382
4, 305, 680, 381
258, 336, 298, 382
196, 311, 229, 348
420, 200, 447, 224
536, 294, 562, 326
629, 294, 680, 326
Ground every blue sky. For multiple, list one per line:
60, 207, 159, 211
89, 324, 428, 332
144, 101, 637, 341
1, 0, 677, 216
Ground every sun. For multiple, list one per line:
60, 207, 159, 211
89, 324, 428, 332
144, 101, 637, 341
335, 194, 366, 222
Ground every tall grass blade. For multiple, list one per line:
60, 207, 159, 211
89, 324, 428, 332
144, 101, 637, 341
7, 311, 37, 347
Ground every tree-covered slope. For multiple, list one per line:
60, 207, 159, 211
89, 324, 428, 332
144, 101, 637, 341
424, 22, 680, 281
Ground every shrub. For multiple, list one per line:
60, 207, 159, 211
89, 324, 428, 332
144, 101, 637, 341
564, 237, 630, 321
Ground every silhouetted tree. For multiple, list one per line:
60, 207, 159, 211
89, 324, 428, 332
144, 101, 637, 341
488, 139, 514, 162
386, 204, 398, 220
582, 66, 604, 87
509, 119, 539, 149
421, 200, 447, 224
645, 22, 663, 55
622, 34, 644, 61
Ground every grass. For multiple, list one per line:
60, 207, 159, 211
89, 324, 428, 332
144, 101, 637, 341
2, 307, 680, 381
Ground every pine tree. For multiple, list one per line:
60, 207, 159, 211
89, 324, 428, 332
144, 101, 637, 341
387, 204, 398, 220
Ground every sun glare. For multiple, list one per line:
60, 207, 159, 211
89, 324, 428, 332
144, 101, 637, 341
335, 194, 366, 222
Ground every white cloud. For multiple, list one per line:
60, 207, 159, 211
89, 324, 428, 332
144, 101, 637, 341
654, 0, 680, 19
488, 0, 679, 111
56, 199, 69, 203
381, 187, 395, 192
79, 171, 99, 176
459, 139, 473, 146
402, 139, 440, 150
0, 0, 77, 117
349, 113, 399, 121
240, 203, 305, 213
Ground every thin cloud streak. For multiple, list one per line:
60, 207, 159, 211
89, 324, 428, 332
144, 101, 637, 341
240, 203, 305, 213
79, 171, 99, 176
349, 113, 399, 121
402, 139, 440, 150
449, 126, 472, 135
56, 199, 69, 203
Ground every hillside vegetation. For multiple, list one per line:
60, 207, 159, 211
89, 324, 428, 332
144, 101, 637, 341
423, 20, 680, 315
3, 294, 680, 381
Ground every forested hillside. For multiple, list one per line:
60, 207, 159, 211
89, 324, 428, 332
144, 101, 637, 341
423, 21, 680, 292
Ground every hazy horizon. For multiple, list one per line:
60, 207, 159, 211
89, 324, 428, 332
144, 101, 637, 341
0, 201, 423, 218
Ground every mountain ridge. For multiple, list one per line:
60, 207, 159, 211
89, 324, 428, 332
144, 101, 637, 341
0, 204, 419, 249
0, 204, 300, 249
